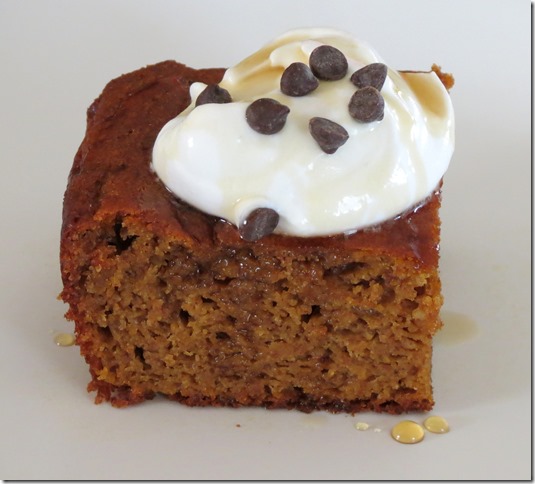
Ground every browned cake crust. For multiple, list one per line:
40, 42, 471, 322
60, 60, 446, 413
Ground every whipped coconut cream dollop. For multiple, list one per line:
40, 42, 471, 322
152, 28, 454, 238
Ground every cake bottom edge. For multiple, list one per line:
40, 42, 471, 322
87, 378, 434, 415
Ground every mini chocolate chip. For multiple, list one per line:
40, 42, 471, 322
195, 84, 232, 106
246, 98, 290, 134
348, 86, 385, 122
280, 62, 319, 96
309, 117, 349, 154
309, 45, 348, 81
350, 63, 388, 90
239, 208, 280, 241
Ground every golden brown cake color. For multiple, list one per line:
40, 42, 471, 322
60, 60, 449, 413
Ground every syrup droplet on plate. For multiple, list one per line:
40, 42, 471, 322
354, 421, 370, 431
423, 415, 450, 434
391, 420, 425, 444
435, 310, 479, 345
54, 332, 75, 347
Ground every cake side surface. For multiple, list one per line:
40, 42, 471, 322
63, 213, 442, 413
61, 58, 447, 413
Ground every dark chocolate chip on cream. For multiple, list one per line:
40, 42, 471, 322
246, 98, 290, 134
348, 86, 385, 122
350, 63, 388, 91
309, 45, 348, 81
280, 62, 319, 97
239, 208, 280, 241
195, 84, 232, 106
309, 117, 349, 154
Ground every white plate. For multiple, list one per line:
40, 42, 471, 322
0, 0, 530, 479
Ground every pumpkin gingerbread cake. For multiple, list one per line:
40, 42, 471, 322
60, 29, 454, 413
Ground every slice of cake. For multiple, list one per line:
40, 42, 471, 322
60, 29, 454, 413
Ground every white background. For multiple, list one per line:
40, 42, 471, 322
0, 0, 531, 479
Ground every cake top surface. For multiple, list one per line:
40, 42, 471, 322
62, 58, 444, 269
152, 28, 454, 239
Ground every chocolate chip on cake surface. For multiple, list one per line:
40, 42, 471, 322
348, 86, 385, 122
280, 62, 319, 96
195, 84, 232, 106
309, 45, 348, 81
246, 98, 290, 134
309, 117, 349, 154
239, 207, 280, 241
350, 63, 388, 90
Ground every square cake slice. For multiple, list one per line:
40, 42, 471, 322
60, 59, 448, 413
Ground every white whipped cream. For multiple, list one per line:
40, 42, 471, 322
152, 28, 454, 237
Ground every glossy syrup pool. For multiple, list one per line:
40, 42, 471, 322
423, 415, 450, 434
389, 416, 450, 444
391, 420, 425, 444
435, 310, 479, 345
